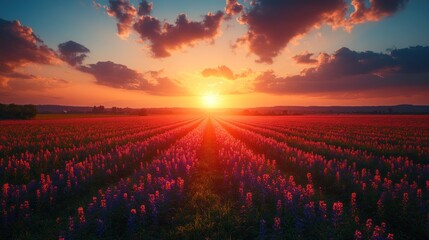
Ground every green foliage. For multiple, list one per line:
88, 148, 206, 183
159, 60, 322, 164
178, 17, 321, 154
0, 103, 37, 119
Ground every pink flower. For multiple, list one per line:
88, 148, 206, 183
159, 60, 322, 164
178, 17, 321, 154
273, 216, 281, 231
246, 192, 253, 208
354, 230, 362, 240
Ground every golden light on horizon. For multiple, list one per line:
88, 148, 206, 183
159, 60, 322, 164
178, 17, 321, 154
202, 94, 219, 108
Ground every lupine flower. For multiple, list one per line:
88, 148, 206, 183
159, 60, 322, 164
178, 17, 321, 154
276, 199, 282, 212
417, 189, 422, 199
402, 192, 409, 210
140, 204, 146, 216
366, 218, 373, 232
306, 172, 312, 184
273, 216, 281, 231
77, 207, 85, 223
149, 194, 155, 204
128, 209, 137, 233
332, 201, 343, 227
306, 184, 314, 196
319, 200, 327, 220
2, 184, 9, 197
372, 225, 382, 239
246, 192, 253, 208
332, 202, 343, 217
354, 230, 362, 240
68, 216, 74, 232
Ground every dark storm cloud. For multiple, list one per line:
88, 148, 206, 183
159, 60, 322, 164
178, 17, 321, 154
79, 61, 187, 95
0, 18, 57, 74
293, 52, 318, 64
58, 41, 90, 66
254, 46, 429, 97
133, 11, 224, 58
234, 0, 410, 64
138, 0, 152, 16
390, 46, 429, 74
234, 0, 348, 63
107, 0, 137, 38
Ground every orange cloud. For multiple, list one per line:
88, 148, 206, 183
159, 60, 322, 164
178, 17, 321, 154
107, 0, 137, 38
0, 18, 58, 74
350, 0, 409, 24
201, 65, 252, 80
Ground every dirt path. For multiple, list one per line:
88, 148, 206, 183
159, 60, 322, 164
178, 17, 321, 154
168, 118, 239, 239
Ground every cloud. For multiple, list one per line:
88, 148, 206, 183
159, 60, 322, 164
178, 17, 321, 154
234, 0, 410, 63
79, 61, 187, 95
235, 0, 348, 63
58, 41, 90, 66
293, 52, 318, 64
138, 0, 152, 16
0, 18, 57, 74
0, 18, 67, 93
202, 65, 235, 80
254, 46, 429, 97
0, 72, 68, 92
134, 11, 224, 57
201, 65, 251, 80
107, 0, 137, 38
350, 0, 409, 24
225, 0, 244, 17
104, 1, 224, 57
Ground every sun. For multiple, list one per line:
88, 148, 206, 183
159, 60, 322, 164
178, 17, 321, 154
202, 94, 219, 108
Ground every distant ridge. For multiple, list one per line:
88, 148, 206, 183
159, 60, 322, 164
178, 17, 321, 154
34, 104, 429, 115
252, 104, 429, 114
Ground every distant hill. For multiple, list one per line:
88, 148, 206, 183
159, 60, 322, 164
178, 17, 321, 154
37, 105, 94, 114
35, 104, 429, 115
246, 104, 429, 115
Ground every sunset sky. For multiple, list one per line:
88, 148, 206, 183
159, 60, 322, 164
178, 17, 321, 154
1, 0, 428, 108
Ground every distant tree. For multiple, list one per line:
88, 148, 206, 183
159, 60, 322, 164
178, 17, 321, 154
242, 109, 250, 115
0, 103, 37, 119
22, 105, 37, 119
138, 109, 147, 116
92, 105, 105, 113
112, 106, 118, 114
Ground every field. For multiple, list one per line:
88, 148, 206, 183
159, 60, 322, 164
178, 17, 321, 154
1, 115, 428, 239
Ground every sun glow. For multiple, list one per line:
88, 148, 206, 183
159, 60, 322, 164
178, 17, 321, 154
202, 94, 219, 108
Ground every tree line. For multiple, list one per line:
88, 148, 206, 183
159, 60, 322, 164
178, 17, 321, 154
0, 103, 37, 120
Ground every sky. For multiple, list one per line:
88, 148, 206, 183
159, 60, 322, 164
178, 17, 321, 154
0, 0, 428, 108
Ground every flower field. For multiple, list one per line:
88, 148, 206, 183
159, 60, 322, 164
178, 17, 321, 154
1, 115, 428, 239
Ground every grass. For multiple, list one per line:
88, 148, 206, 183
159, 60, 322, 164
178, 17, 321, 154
164, 119, 245, 239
